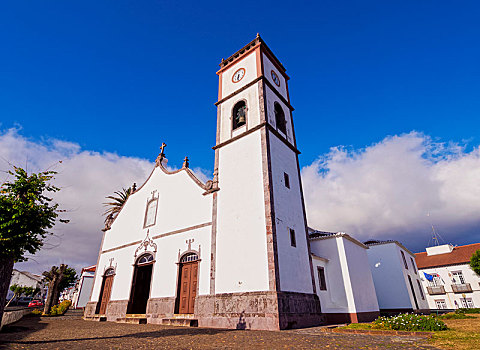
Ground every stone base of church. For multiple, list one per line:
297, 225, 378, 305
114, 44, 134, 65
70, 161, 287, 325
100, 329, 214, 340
83, 301, 97, 318
84, 300, 129, 322
195, 291, 325, 330
84, 292, 325, 330
324, 311, 380, 324
146, 297, 177, 324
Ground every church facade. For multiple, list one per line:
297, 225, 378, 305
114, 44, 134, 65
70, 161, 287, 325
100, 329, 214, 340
84, 36, 377, 330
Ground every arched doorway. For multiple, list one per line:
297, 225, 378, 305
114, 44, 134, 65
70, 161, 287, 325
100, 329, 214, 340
127, 253, 154, 314
175, 253, 199, 314
96, 268, 115, 315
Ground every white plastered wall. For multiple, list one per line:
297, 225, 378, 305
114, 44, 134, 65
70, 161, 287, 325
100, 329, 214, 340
310, 238, 349, 313
367, 244, 413, 309
341, 238, 379, 313
215, 131, 270, 293
90, 167, 213, 303
310, 236, 379, 314
262, 53, 288, 100
218, 85, 261, 144
265, 86, 294, 144
269, 132, 312, 293
221, 51, 258, 98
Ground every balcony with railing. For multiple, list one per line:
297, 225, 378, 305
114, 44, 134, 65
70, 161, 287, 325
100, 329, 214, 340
451, 283, 472, 293
427, 285, 446, 295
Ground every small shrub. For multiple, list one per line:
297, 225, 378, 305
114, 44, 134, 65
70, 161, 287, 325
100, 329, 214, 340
372, 313, 448, 331
31, 309, 42, 315
455, 308, 480, 314
47, 300, 72, 316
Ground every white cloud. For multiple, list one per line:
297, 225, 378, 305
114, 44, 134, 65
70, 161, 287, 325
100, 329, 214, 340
302, 131, 480, 250
0, 128, 153, 274
1, 128, 213, 275
3, 128, 479, 275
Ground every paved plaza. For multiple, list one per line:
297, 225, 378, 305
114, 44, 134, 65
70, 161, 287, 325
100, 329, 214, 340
0, 311, 437, 349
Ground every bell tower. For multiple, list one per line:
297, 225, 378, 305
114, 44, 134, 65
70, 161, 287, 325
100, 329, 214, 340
197, 35, 323, 330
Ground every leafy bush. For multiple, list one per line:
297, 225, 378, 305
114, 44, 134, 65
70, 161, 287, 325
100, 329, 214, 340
373, 313, 448, 331
456, 308, 480, 314
439, 312, 474, 320
48, 300, 71, 316
470, 249, 480, 275
31, 309, 42, 315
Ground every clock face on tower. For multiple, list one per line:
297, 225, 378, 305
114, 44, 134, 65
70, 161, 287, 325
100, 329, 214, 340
232, 68, 245, 83
271, 70, 280, 86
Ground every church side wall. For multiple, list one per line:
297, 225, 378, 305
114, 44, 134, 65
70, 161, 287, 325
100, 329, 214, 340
342, 239, 380, 314
268, 132, 313, 294
215, 131, 270, 293
367, 244, 414, 310
309, 239, 349, 313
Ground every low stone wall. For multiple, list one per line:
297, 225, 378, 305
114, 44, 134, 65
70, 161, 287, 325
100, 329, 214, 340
1, 308, 31, 329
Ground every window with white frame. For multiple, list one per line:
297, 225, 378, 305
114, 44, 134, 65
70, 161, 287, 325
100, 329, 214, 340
460, 298, 474, 308
144, 198, 158, 228
435, 300, 447, 309
452, 271, 465, 284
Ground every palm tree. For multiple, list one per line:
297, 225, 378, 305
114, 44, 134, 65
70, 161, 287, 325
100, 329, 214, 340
103, 187, 132, 224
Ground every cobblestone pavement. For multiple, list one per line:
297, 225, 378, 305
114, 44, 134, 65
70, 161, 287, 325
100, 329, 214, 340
0, 311, 438, 349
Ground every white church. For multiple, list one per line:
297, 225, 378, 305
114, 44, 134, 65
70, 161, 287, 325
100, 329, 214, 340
85, 35, 421, 330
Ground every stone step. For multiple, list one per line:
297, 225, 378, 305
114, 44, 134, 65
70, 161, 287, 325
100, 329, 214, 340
117, 316, 147, 324
84, 315, 107, 322
162, 318, 198, 327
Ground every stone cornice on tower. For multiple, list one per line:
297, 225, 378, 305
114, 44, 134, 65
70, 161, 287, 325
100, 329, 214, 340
217, 34, 289, 79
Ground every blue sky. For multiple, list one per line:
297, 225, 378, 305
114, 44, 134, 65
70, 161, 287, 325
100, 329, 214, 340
2, 1, 479, 170
1, 1, 480, 271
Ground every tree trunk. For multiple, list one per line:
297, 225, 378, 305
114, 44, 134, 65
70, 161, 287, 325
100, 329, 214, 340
0, 257, 15, 330
43, 278, 57, 315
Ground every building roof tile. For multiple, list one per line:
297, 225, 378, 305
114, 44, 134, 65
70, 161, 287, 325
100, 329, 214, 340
415, 243, 480, 269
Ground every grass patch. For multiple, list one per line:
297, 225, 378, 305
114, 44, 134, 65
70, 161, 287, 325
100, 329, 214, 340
430, 314, 480, 350
438, 312, 475, 320
341, 323, 373, 330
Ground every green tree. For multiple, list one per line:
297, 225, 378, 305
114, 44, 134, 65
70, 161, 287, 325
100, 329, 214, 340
0, 167, 68, 325
42, 265, 76, 315
470, 250, 480, 276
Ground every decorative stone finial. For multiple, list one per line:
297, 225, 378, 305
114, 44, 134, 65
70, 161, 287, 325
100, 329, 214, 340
183, 156, 189, 168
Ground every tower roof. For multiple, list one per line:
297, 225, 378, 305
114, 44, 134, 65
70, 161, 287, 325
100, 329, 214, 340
219, 34, 286, 73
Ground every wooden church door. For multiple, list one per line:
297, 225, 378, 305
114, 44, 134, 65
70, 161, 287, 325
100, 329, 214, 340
177, 254, 199, 314
97, 269, 114, 315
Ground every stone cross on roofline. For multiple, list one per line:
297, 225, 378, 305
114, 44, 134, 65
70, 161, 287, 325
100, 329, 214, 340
155, 142, 167, 167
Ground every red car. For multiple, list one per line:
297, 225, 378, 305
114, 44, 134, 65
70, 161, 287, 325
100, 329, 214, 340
28, 300, 43, 308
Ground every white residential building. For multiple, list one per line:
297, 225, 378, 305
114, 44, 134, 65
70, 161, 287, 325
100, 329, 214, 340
6, 269, 45, 301
73, 266, 96, 309
415, 243, 480, 310
365, 240, 429, 314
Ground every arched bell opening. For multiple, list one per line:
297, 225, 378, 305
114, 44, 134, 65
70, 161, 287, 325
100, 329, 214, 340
96, 268, 115, 315
127, 253, 154, 315
175, 252, 199, 314
232, 100, 247, 130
